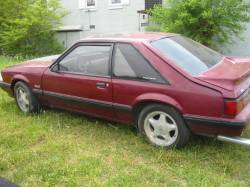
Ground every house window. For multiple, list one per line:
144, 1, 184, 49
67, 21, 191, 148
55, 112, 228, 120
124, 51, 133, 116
145, 0, 162, 9
111, 0, 122, 4
87, 0, 95, 7
108, 0, 129, 9
109, 0, 122, 6
79, 0, 96, 9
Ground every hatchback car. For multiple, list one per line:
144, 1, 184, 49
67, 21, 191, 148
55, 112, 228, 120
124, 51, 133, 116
1, 32, 250, 148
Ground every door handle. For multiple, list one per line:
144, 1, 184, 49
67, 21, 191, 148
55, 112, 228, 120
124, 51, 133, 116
96, 82, 108, 89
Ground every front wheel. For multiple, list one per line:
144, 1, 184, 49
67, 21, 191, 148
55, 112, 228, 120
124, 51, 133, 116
138, 104, 190, 148
14, 81, 40, 113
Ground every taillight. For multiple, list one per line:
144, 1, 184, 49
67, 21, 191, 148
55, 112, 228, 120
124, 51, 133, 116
224, 99, 244, 117
224, 100, 238, 116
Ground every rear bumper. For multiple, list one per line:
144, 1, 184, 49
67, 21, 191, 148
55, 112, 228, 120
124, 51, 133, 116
184, 102, 250, 137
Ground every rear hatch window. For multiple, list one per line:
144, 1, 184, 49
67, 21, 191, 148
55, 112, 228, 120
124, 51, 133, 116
151, 35, 223, 76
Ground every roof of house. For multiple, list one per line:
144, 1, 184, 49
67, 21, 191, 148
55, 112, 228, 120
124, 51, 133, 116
80, 32, 177, 43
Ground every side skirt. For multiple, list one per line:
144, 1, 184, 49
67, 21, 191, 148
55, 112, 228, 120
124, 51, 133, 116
33, 89, 133, 119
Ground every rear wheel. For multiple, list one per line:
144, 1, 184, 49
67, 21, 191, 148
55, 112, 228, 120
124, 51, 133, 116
14, 81, 40, 113
138, 104, 190, 148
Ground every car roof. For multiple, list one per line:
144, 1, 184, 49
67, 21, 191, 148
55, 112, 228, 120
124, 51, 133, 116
79, 32, 177, 43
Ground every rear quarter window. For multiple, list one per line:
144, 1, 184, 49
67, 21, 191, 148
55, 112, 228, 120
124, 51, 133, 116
113, 43, 166, 83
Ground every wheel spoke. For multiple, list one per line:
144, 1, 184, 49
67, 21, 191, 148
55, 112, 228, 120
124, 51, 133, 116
159, 113, 166, 124
23, 96, 29, 105
148, 118, 158, 130
167, 124, 177, 132
21, 93, 28, 105
18, 90, 22, 98
153, 132, 170, 142
21, 94, 25, 101
161, 134, 171, 141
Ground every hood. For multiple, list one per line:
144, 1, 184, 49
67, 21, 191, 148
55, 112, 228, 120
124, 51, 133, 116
196, 57, 250, 95
11, 54, 60, 69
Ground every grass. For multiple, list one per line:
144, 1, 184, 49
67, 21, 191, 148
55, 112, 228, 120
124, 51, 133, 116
0, 56, 250, 187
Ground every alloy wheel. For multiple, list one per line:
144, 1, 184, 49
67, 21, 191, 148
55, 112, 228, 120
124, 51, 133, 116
144, 111, 178, 147
16, 87, 30, 112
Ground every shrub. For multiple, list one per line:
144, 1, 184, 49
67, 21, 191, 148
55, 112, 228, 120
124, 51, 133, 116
0, 0, 67, 57
148, 0, 250, 49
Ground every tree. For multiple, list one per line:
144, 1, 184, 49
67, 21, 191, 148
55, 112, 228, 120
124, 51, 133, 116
148, 0, 250, 49
0, 0, 67, 56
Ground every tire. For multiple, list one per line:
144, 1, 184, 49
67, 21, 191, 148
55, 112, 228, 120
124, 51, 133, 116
137, 104, 190, 148
14, 81, 40, 113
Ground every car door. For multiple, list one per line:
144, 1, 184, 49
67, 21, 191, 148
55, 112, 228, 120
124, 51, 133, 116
42, 43, 115, 119
111, 43, 167, 123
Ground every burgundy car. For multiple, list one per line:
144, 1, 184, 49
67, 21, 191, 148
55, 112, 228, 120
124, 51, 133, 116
1, 33, 250, 148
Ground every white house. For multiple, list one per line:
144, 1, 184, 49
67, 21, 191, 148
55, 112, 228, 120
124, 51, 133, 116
56, 0, 250, 57
56, 0, 162, 48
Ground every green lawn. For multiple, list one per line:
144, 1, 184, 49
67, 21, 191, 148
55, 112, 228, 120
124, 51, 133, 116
0, 56, 250, 187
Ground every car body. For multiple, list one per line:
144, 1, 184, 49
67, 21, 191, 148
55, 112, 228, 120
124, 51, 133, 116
0, 32, 250, 148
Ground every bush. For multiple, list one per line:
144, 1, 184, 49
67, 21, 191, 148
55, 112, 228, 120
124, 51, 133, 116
148, 0, 250, 49
0, 0, 67, 57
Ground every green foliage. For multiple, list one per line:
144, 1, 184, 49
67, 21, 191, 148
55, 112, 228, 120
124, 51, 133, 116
0, 0, 67, 57
148, 0, 250, 49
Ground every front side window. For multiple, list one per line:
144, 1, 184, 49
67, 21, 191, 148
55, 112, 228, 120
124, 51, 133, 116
151, 35, 223, 76
113, 43, 165, 83
58, 45, 112, 76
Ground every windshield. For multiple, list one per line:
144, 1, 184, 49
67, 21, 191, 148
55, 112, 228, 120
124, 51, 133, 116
151, 35, 223, 76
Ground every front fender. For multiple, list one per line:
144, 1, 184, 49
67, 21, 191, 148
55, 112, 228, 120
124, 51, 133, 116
133, 93, 183, 113
11, 74, 31, 86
